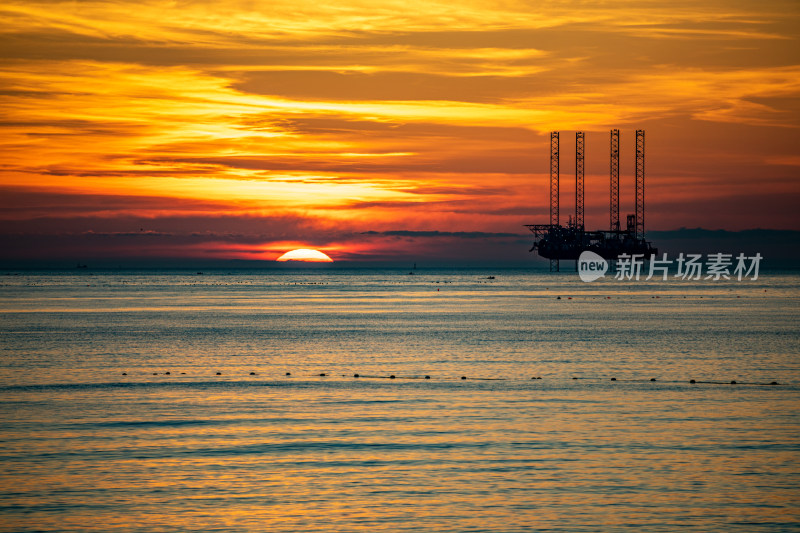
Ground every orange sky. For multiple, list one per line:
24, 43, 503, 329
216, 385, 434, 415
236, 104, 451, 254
1, 0, 798, 264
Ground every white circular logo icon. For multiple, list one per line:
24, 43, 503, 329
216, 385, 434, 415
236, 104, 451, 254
578, 251, 608, 282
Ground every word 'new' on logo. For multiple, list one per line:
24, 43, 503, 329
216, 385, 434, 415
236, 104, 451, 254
578, 251, 608, 282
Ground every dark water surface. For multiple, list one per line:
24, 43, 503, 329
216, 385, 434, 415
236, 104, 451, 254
1, 269, 798, 531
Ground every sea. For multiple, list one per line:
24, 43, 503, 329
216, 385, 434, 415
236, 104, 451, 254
0, 267, 798, 532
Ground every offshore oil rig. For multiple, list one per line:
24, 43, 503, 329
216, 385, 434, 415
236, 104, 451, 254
526, 129, 657, 271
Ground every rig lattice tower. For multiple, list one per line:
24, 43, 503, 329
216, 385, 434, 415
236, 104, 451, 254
610, 129, 620, 232
575, 131, 585, 231
549, 131, 560, 272
635, 129, 645, 240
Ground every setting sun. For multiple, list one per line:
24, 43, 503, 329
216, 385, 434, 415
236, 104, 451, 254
276, 249, 334, 262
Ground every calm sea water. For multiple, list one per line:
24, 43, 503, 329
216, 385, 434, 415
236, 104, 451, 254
1, 268, 798, 532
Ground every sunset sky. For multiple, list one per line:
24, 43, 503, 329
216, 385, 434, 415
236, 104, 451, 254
1, 0, 798, 264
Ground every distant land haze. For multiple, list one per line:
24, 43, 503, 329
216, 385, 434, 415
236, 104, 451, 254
1, 229, 798, 269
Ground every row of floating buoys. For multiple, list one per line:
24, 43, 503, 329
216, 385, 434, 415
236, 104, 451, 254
689, 379, 778, 385
123, 372, 778, 385
124, 371, 187, 376
554, 296, 756, 300
573, 376, 778, 385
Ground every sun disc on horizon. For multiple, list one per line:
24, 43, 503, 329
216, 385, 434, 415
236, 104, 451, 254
276, 249, 334, 262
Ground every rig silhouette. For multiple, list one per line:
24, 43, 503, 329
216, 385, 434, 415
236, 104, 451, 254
527, 129, 657, 271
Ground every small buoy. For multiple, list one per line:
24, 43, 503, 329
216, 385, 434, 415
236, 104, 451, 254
354, 373, 359, 378
770, 381, 778, 385
461, 376, 467, 380
572, 377, 578, 380
650, 378, 656, 382
610, 377, 616, 381
390, 375, 396, 379
249, 372, 256, 375
730, 380, 737, 384
286, 372, 291, 376
181, 372, 186, 375
122, 372, 127, 375
319, 373, 326, 377
216, 372, 221, 375
153, 372, 158, 375
567, 297, 572, 300
424, 375, 431, 379
557, 296, 561, 300
689, 379, 696, 384
165, 371, 170, 375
